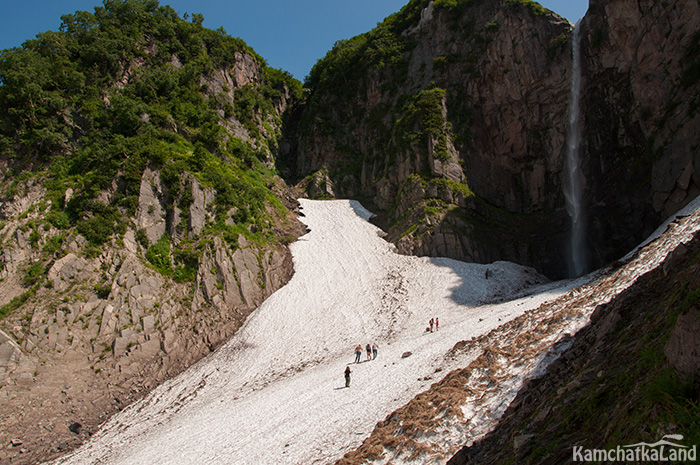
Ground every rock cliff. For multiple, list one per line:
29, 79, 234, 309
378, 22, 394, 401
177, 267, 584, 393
295, 0, 700, 279
579, 0, 700, 272
297, 0, 575, 278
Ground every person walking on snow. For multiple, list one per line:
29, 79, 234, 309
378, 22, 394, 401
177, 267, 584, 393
435, 317, 439, 331
366, 343, 372, 361
429, 318, 434, 332
345, 366, 352, 387
372, 342, 379, 360
355, 345, 362, 363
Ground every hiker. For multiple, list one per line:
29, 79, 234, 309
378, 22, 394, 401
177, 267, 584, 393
435, 317, 439, 331
372, 342, 379, 359
366, 343, 372, 361
355, 344, 362, 363
345, 366, 352, 387
429, 318, 434, 332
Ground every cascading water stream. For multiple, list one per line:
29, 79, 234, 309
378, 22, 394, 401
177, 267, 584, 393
563, 21, 587, 277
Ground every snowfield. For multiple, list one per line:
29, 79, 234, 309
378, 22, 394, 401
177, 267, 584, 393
51, 198, 700, 465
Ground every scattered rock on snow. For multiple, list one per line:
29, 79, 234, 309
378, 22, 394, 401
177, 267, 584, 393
68, 422, 82, 434
401, 351, 412, 359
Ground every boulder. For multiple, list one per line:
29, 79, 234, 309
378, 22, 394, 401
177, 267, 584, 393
68, 422, 82, 435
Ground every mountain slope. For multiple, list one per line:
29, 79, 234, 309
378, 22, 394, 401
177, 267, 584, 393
44, 197, 700, 465
449, 204, 700, 464
0, 1, 305, 463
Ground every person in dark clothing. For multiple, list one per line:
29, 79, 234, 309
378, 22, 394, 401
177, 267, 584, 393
366, 343, 372, 361
372, 342, 378, 359
345, 366, 352, 387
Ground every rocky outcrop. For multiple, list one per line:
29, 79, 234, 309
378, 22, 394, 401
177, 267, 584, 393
0, 330, 35, 387
136, 167, 170, 245
200, 53, 292, 166
0, 169, 303, 464
578, 0, 700, 273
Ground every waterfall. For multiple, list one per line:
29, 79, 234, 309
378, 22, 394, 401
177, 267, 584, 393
563, 21, 587, 277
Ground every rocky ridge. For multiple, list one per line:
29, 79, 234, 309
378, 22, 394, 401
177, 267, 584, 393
448, 209, 700, 465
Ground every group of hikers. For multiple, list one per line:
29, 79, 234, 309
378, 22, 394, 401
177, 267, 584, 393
344, 317, 440, 387
344, 342, 379, 387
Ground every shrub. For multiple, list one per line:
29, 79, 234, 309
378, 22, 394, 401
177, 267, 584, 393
94, 282, 112, 299
505, 0, 547, 16
146, 234, 172, 275
135, 229, 150, 249
43, 234, 65, 256
22, 261, 46, 287
46, 210, 70, 229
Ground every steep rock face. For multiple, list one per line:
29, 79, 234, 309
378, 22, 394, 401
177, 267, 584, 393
297, 0, 700, 278
200, 53, 293, 166
580, 0, 700, 269
297, 0, 575, 278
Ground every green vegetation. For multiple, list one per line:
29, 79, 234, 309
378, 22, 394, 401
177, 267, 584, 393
505, 0, 548, 16
396, 88, 452, 161
0, 287, 38, 320
485, 21, 499, 32
305, 0, 429, 92
21, 261, 46, 287
93, 282, 112, 299
0, 0, 302, 318
0, 0, 299, 237
172, 246, 199, 282
145, 234, 172, 275
548, 32, 569, 58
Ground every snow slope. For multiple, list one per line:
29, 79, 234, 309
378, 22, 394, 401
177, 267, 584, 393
52, 199, 566, 465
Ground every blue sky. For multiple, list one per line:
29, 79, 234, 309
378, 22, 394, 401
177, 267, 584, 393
0, 0, 588, 81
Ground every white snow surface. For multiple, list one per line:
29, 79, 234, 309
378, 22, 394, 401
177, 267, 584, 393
51, 198, 700, 465
53, 199, 557, 465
